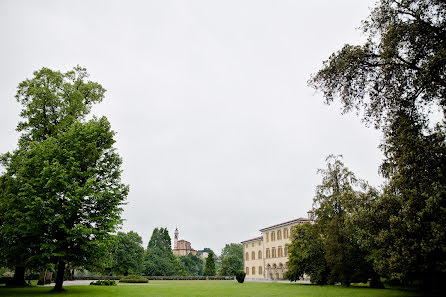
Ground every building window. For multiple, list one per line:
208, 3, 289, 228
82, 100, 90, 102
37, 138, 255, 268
271, 231, 275, 241
284, 228, 288, 239
284, 246, 288, 257
272, 247, 276, 258
245, 244, 248, 248
259, 266, 262, 275
258, 241, 261, 246
252, 242, 254, 247
266, 232, 269, 242
252, 266, 255, 275
266, 249, 270, 258
277, 230, 282, 240
258, 250, 262, 259
246, 267, 249, 275
251, 251, 255, 260
245, 252, 249, 261
278, 246, 282, 257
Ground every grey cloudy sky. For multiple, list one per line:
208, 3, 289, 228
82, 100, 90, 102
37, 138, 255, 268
0, 0, 383, 254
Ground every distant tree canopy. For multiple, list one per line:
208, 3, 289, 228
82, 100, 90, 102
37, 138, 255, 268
178, 254, 204, 276
309, 0, 445, 288
218, 243, 243, 276
143, 228, 185, 276
0, 67, 128, 290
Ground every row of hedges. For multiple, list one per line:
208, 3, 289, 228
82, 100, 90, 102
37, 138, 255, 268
90, 280, 116, 286
119, 275, 148, 283
73, 275, 235, 281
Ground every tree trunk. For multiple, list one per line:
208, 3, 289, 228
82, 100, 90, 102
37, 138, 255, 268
37, 269, 47, 286
46, 272, 53, 284
53, 261, 66, 291
369, 271, 384, 288
7, 266, 27, 286
68, 269, 74, 281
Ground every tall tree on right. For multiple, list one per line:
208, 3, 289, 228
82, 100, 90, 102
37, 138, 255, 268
310, 0, 446, 288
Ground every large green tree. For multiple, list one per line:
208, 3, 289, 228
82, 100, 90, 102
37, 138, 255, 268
0, 67, 128, 290
143, 228, 185, 276
218, 243, 243, 276
108, 231, 144, 276
310, 0, 446, 287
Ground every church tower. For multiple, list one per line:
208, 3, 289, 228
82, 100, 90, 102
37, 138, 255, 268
174, 227, 179, 249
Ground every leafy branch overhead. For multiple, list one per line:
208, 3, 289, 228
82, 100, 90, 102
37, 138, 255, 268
309, 0, 446, 128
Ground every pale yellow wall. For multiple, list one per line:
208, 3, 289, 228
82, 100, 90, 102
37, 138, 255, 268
262, 223, 306, 279
242, 220, 311, 280
243, 239, 264, 279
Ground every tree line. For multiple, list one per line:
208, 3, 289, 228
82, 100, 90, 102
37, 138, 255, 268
104, 228, 244, 278
286, 0, 445, 291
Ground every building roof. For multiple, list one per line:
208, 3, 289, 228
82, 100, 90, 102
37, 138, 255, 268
241, 236, 263, 244
259, 217, 311, 232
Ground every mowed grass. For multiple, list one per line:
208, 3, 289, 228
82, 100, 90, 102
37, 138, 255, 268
0, 280, 420, 297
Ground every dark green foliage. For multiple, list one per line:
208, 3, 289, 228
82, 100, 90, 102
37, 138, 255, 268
285, 223, 328, 285
143, 228, 186, 276
219, 243, 243, 276
107, 231, 144, 276
235, 270, 246, 283
89, 280, 116, 286
119, 275, 149, 283
178, 254, 204, 276
366, 113, 446, 286
310, 0, 446, 289
203, 251, 216, 276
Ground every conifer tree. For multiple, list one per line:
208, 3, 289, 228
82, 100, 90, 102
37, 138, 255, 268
203, 251, 216, 276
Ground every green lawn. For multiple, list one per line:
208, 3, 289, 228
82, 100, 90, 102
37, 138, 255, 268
0, 280, 420, 297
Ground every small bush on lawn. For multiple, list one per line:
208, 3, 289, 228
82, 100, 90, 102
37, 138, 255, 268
90, 280, 116, 286
236, 271, 246, 283
119, 275, 149, 283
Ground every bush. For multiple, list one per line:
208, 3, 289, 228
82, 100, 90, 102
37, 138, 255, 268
119, 275, 149, 283
236, 271, 246, 283
90, 280, 116, 286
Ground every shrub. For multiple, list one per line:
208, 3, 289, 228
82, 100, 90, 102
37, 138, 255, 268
90, 280, 116, 286
119, 275, 149, 283
236, 271, 246, 283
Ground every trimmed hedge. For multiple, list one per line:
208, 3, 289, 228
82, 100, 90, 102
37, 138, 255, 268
74, 275, 234, 281
236, 271, 246, 283
119, 275, 149, 283
90, 280, 116, 286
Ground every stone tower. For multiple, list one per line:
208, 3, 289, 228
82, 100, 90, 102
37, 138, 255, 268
174, 227, 179, 249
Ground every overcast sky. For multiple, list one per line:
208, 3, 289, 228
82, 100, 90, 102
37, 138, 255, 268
0, 0, 383, 255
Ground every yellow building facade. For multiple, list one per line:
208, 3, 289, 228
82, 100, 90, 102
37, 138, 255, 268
241, 216, 312, 280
